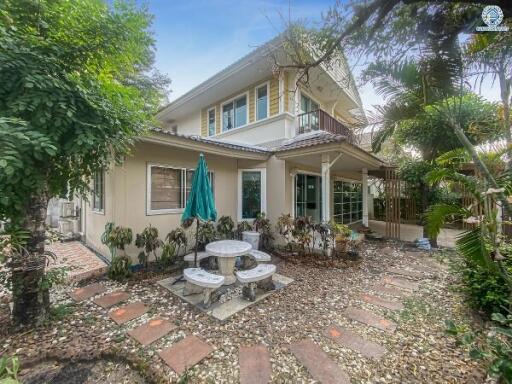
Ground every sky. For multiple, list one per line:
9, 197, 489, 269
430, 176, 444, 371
144, 0, 501, 110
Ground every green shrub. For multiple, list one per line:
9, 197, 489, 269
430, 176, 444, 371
0, 354, 20, 383
108, 254, 132, 281
253, 213, 273, 250
460, 262, 510, 316
216, 216, 234, 239
135, 225, 163, 268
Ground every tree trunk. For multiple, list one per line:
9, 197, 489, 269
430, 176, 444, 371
419, 181, 438, 248
12, 192, 50, 325
498, 64, 511, 170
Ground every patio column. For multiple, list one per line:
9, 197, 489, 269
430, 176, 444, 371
362, 168, 369, 227
321, 154, 330, 222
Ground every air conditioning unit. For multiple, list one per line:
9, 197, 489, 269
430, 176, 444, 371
60, 201, 75, 217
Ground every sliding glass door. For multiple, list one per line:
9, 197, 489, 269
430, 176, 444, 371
295, 173, 322, 223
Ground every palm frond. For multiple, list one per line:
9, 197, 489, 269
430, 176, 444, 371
456, 229, 495, 271
436, 148, 471, 167
425, 203, 468, 238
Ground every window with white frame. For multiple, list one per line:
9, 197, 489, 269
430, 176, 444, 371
222, 94, 247, 131
238, 169, 266, 220
147, 164, 214, 214
92, 171, 104, 212
207, 108, 215, 136
332, 180, 362, 224
255, 83, 268, 120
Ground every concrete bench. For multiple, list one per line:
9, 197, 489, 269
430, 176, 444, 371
236, 264, 276, 301
183, 251, 211, 267
240, 249, 271, 269
183, 268, 224, 308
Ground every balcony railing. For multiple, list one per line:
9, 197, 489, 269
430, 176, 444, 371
297, 109, 356, 144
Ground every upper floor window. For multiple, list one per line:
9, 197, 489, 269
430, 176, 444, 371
207, 108, 215, 136
300, 93, 319, 113
222, 94, 247, 131
256, 83, 268, 120
92, 171, 104, 213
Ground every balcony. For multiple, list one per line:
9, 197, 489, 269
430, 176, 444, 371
297, 109, 356, 144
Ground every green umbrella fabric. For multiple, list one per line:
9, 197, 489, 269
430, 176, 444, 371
182, 153, 217, 223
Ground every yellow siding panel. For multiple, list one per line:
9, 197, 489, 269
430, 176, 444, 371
269, 78, 279, 116
200, 108, 207, 136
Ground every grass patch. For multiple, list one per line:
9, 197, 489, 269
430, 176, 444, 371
49, 303, 75, 322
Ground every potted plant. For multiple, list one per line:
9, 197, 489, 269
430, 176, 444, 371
236, 220, 252, 240
276, 213, 294, 253
253, 212, 274, 250
166, 226, 188, 257
331, 222, 351, 254
135, 225, 163, 269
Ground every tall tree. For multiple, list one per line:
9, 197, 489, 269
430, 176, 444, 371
0, 0, 169, 324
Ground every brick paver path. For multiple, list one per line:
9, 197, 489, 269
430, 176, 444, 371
325, 325, 387, 360
239, 345, 272, 384
344, 307, 397, 333
109, 302, 148, 325
381, 277, 419, 291
159, 335, 213, 375
69, 283, 106, 302
93, 291, 130, 308
386, 267, 424, 279
47, 241, 107, 282
360, 293, 404, 311
128, 317, 176, 346
289, 339, 350, 384
372, 284, 412, 298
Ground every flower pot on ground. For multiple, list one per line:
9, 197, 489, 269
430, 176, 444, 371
242, 230, 260, 250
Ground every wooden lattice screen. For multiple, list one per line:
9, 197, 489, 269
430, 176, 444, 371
384, 168, 401, 239
402, 181, 417, 222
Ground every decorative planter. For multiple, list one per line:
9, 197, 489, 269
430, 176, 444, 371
242, 231, 260, 250
335, 236, 348, 254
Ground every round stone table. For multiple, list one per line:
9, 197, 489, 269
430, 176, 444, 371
205, 240, 252, 285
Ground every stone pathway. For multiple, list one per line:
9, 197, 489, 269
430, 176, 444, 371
239, 345, 272, 384
63, 254, 440, 382
325, 325, 387, 360
289, 339, 351, 384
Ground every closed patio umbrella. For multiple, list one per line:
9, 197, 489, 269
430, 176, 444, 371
181, 153, 217, 266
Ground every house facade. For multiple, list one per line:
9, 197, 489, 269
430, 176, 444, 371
81, 36, 385, 261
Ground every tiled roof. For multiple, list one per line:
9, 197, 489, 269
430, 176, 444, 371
275, 131, 347, 152
150, 128, 271, 154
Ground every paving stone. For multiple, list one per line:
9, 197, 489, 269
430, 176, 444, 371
360, 293, 404, 311
386, 267, 424, 279
69, 283, 106, 302
159, 335, 213, 375
325, 325, 387, 360
93, 291, 130, 308
128, 317, 176, 346
239, 345, 272, 384
409, 263, 436, 273
381, 277, 419, 291
109, 302, 148, 325
289, 339, 350, 384
372, 284, 412, 298
344, 307, 397, 333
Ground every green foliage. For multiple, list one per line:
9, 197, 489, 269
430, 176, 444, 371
253, 213, 273, 250
108, 254, 132, 281
0, 354, 20, 384
292, 216, 314, 255
135, 225, 163, 268
425, 204, 468, 239
166, 227, 187, 256
49, 303, 75, 322
102, 224, 132, 253
235, 221, 252, 240
216, 216, 234, 239
160, 241, 176, 268
197, 220, 216, 251
0, 0, 168, 224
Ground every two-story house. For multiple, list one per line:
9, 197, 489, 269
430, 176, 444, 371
82, 35, 385, 260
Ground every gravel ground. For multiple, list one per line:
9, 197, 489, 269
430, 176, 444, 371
0, 240, 489, 383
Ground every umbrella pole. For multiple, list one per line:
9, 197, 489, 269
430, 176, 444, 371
194, 217, 199, 267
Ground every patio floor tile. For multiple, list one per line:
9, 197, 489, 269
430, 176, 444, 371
128, 317, 176, 346
381, 277, 419, 291
360, 293, 404, 311
386, 267, 424, 279
344, 307, 397, 333
109, 302, 148, 325
325, 325, 387, 360
289, 339, 350, 384
159, 335, 213, 375
69, 283, 106, 302
93, 291, 130, 309
239, 345, 272, 384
